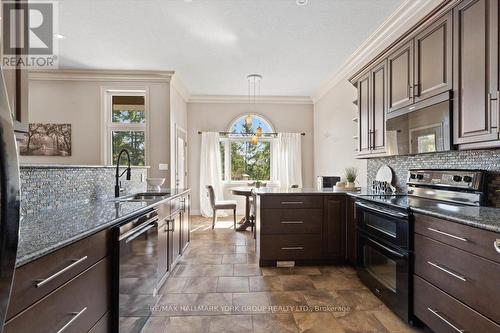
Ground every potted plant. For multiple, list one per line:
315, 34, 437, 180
345, 167, 358, 188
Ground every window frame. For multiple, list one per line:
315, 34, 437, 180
101, 88, 150, 166
220, 114, 275, 184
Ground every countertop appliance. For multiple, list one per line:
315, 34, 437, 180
0, 68, 20, 330
316, 176, 341, 189
355, 169, 487, 325
115, 209, 159, 333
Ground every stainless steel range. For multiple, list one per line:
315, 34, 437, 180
355, 169, 487, 325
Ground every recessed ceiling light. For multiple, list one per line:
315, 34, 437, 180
54, 33, 66, 39
296, 0, 309, 6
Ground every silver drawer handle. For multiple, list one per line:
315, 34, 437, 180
427, 261, 467, 282
281, 221, 304, 224
427, 308, 465, 333
281, 201, 303, 205
35, 256, 88, 288
56, 307, 87, 333
494, 239, 500, 254
281, 247, 304, 250
427, 228, 468, 242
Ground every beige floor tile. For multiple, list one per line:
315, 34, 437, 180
268, 291, 308, 312
333, 310, 390, 333
249, 276, 284, 292
217, 276, 250, 292
166, 316, 212, 333
208, 315, 253, 333
222, 253, 248, 264
279, 275, 316, 291
182, 277, 219, 293
234, 264, 262, 276
160, 277, 188, 294
141, 317, 169, 333
293, 312, 343, 333
252, 314, 300, 333
336, 289, 384, 311
232, 292, 270, 313
310, 273, 368, 291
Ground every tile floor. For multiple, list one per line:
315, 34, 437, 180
138, 215, 424, 333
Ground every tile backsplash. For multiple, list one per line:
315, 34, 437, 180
367, 149, 500, 207
20, 166, 147, 214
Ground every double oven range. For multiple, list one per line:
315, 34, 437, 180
355, 169, 486, 325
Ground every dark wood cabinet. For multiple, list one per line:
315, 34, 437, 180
322, 196, 346, 260
414, 11, 453, 102
413, 213, 500, 330
257, 194, 347, 266
370, 61, 387, 154
453, 0, 499, 147
0, 0, 29, 139
158, 217, 169, 285
180, 195, 191, 254
345, 196, 357, 265
387, 41, 414, 113
357, 72, 371, 156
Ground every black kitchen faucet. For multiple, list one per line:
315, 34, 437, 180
115, 149, 131, 197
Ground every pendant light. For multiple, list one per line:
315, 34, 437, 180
246, 74, 263, 139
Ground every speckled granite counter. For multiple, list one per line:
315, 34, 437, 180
255, 188, 500, 234
17, 188, 190, 267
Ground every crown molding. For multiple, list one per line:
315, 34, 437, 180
188, 95, 313, 105
311, 0, 443, 103
29, 69, 176, 83
170, 75, 191, 102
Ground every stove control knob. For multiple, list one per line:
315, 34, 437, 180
453, 175, 463, 182
410, 173, 416, 179
463, 176, 472, 183
417, 174, 424, 180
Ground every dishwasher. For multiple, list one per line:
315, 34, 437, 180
114, 209, 159, 332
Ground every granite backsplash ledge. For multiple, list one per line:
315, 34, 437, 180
367, 149, 500, 207
20, 166, 148, 214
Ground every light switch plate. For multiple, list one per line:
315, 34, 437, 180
159, 163, 169, 171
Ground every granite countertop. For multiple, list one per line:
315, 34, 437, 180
16, 188, 190, 267
255, 188, 500, 233
254, 187, 367, 195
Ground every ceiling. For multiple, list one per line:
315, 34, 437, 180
57, 0, 405, 96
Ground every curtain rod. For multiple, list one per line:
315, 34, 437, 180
197, 131, 305, 136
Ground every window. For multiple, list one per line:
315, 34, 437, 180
220, 114, 274, 182
104, 91, 148, 166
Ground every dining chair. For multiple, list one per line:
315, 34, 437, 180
206, 185, 237, 230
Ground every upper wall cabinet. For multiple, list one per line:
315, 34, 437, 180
354, 60, 387, 157
387, 41, 414, 113
414, 11, 453, 102
453, 0, 499, 148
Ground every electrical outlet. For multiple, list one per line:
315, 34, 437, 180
159, 163, 169, 171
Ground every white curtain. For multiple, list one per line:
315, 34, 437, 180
199, 132, 224, 217
272, 133, 303, 188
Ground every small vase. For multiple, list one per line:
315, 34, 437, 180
346, 182, 355, 188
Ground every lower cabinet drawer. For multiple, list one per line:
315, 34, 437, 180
88, 312, 110, 333
415, 234, 500, 324
8, 229, 109, 319
260, 234, 322, 260
261, 209, 322, 234
261, 195, 323, 209
414, 275, 500, 333
4, 258, 110, 333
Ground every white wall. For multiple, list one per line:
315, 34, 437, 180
188, 101, 314, 214
24, 76, 171, 181
313, 79, 367, 186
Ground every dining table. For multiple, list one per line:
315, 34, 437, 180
231, 187, 255, 232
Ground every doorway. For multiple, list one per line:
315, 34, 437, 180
175, 125, 188, 190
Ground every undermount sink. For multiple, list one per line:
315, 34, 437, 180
111, 192, 170, 202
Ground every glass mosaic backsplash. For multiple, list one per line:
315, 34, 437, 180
367, 149, 500, 207
20, 166, 148, 214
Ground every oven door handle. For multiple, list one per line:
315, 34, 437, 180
356, 201, 408, 219
367, 238, 405, 259
123, 222, 157, 243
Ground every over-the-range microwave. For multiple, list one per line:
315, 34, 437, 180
385, 100, 452, 156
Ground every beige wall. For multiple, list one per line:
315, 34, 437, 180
313, 79, 367, 186
188, 101, 314, 214
170, 83, 188, 188
23, 77, 171, 181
